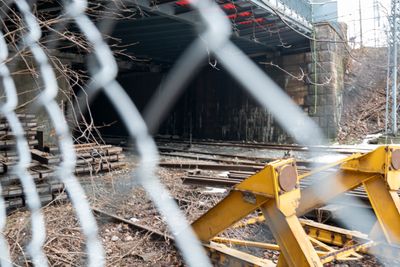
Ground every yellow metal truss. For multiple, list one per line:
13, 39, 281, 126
191, 145, 400, 266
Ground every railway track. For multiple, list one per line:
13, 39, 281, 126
90, 140, 398, 266
181, 174, 375, 200
156, 139, 383, 202
158, 160, 378, 208
156, 138, 374, 155
93, 207, 172, 241
159, 149, 317, 167
91, 205, 377, 266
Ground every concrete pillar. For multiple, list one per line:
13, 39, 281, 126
309, 22, 347, 140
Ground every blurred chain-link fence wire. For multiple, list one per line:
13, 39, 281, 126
0, 0, 335, 266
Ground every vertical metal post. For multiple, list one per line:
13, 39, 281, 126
373, 0, 382, 47
393, 40, 398, 135
392, 0, 399, 135
389, 0, 400, 136
386, 36, 391, 135
373, 0, 376, 47
359, 0, 363, 47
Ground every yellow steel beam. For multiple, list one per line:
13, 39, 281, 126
298, 153, 362, 180
193, 158, 323, 267
234, 215, 370, 248
212, 237, 358, 258
276, 254, 288, 267
299, 146, 400, 217
261, 200, 322, 267
340, 146, 400, 191
301, 219, 368, 247
231, 213, 393, 263
212, 234, 371, 264
363, 176, 400, 244
192, 146, 400, 266
319, 241, 374, 264
212, 237, 280, 251
206, 242, 275, 267
192, 190, 269, 242
296, 171, 378, 216
192, 159, 296, 242
308, 236, 336, 252
340, 146, 394, 174
233, 215, 265, 228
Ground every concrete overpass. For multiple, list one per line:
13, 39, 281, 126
37, 0, 345, 142
112, 0, 317, 62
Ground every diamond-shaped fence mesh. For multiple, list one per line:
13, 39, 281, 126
0, 0, 333, 266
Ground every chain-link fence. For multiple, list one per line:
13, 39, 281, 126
0, 0, 378, 266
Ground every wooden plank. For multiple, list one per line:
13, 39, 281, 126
0, 151, 17, 157
0, 130, 37, 139
5, 197, 23, 210
0, 122, 37, 130
48, 181, 64, 192
2, 185, 23, 198
74, 143, 97, 148
1, 160, 41, 174
74, 144, 113, 153
74, 160, 126, 174
53, 191, 68, 202
106, 147, 123, 155
159, 162, 263, 172
49, 144, 113, 153
0, 139, 38, 149
74, 164, 94, 174
76, 154, 125, 165
31, 149, 59, 165
35, 183, 51, 195
0, 171, 41, 185
39, 194, 53, 205
1, 155, 18, 162
44, 146, 58, 154
31, 165, 54, 179
44, 144, 123, 158
101, 161, 126, 171
0, 113, 35, 121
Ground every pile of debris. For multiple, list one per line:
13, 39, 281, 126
0, 113, 126, 212
34, 143, 126, 174
0, 114, 64, 211
338, 47, 388, 143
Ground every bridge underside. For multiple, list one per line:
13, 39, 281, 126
112, 0, 313, 63
83, 1, 346, 143
34, 0, 345, 143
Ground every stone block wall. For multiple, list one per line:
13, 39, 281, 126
309, 23, 347, 139
269, 22, 347, 140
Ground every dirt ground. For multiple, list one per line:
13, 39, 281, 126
4, 157, 227, 266
3, 153, 396, 267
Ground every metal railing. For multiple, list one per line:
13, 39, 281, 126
260, 0, 312, 23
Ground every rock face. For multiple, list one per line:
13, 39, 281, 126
339, 47, 388, 143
